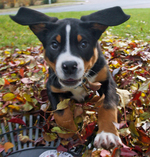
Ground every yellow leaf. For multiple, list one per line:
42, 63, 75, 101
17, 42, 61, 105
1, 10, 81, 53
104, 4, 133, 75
51, 127, 68, 134
4, 142, 14, 152
7, 78, 18, 83
4, 51, 10, 54
56, 99, 70, 111
23, 94, 32, 102
42, 67, 46, 73
3, 93, 16, 101
19, 60, 25, 65
61, 140, 70, 146
43, 132, 57, 142
23, 51, 31, 55
8, 105, 20, 111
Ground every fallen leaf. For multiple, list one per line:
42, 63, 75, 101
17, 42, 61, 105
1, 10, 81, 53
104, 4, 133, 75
56, 99, 70, 111
51, 127, 68, 134
43, 132, 57, 142
0, 144, 4, 153
116, 88, 131, 107
129, 122, 139, 138
18, 134, 33, 143
3, 93, 15, 101
0, 78, 5, 85
8, 117, 26, 126
100, 149, 111, 157
120, 148, 138, 156
4, 142, 14, 153
137, 129, 150, 144
57, 144, 67, 152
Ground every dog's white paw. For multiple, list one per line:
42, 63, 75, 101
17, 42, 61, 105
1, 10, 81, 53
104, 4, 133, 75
94, 131, 122, 150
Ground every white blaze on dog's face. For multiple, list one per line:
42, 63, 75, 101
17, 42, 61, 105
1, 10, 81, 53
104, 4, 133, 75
56, 24, 84, 88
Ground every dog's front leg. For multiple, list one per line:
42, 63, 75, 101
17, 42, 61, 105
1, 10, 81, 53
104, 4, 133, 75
94, 105, 122, 149
94, 78, 122, 149
46, 81, 77, 139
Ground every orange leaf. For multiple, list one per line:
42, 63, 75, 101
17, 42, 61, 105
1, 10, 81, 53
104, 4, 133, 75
16, 95, 25, 103
4, 142, 14, 152
4, 78, 10, 86
19, 68, 24, 78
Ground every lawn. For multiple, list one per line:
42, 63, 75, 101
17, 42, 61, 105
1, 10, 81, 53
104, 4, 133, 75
0, 8, 150, 48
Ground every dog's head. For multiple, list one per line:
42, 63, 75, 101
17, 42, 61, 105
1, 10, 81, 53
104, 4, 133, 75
10, 7, 130, 88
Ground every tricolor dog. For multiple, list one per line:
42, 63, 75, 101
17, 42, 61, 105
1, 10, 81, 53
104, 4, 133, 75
10, 7, 130, 150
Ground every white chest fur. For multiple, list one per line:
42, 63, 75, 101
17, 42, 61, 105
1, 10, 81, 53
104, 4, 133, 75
64, 75, 96, 102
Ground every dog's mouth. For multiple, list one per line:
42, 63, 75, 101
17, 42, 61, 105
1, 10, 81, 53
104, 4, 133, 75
60, 78, 82, 87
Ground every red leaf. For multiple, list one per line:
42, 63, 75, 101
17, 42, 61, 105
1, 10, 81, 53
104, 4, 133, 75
134, 145, 142, 153
8, 117, 26, 126
57, 144, 67, 152
145, 145, 150, 155
82, 122, 96, 140
132, 91, 141, 101
137, 129, 150, 144
120, 148, 138, 156
19, 68, 24, 78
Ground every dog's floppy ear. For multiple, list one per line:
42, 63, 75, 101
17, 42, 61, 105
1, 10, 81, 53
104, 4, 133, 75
80, 6, 130, 38
10, 7, 58, 44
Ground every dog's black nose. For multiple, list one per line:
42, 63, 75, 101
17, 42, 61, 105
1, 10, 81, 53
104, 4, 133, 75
62, 61, 78, 74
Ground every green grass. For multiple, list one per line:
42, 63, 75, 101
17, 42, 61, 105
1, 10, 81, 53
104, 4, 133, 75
0, 8, 150, 48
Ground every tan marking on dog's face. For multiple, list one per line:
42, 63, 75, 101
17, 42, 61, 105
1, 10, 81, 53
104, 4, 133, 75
77, 34, 82, 42
30, 23, 46, 34
56, 34, 61, 43
97, 106, 118, 136
43, 49, 56, 71
84, 48, 98, 73
95, 66, 108, 82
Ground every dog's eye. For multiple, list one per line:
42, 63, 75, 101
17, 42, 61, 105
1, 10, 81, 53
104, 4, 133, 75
50, 41, 59, 50
80, 41, 88, 49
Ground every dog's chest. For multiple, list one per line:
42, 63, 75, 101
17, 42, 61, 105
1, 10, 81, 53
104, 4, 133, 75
70, 86, 88, 102
66, 76, 96, 102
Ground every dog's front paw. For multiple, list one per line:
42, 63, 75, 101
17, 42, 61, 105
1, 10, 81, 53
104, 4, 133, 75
94, 131, 122, 150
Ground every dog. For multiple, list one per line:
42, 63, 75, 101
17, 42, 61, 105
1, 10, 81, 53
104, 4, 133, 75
10, 6, 130, 150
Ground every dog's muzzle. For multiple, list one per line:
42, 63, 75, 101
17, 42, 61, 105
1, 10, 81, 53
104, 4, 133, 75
62, 61, 78, 75
59, 61, 82, 86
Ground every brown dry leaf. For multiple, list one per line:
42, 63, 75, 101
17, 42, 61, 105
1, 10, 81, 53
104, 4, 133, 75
116, 88, 131, 107
4, 142, 14, 152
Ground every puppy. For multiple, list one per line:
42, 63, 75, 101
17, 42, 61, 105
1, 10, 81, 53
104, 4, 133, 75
10, 6, 130, 150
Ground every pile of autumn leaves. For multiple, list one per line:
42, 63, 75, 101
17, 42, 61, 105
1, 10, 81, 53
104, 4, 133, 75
0, 34, 150, 156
